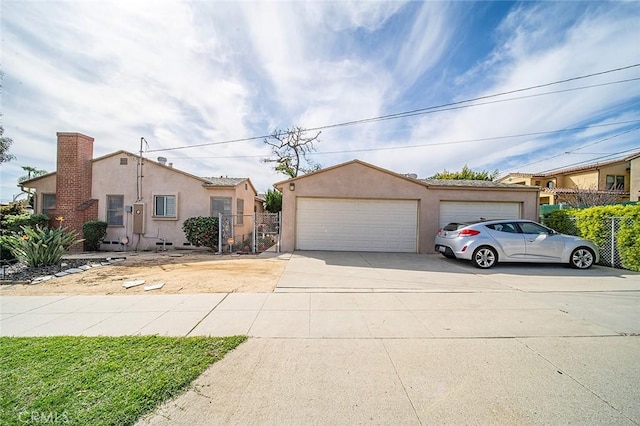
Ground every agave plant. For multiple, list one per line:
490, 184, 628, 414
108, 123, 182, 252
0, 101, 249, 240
0, 225, 83, 267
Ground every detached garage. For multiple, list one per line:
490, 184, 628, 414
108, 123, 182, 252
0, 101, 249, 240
275, 160, 539, 254
296, 198, 418, 252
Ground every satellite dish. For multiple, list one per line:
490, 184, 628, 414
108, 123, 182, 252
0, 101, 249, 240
157, 157, 167, 165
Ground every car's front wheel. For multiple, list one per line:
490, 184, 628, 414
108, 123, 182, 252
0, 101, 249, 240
472, 246, 497, 269
570, 247, 595, 269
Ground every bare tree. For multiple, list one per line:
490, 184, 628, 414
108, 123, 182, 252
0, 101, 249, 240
262, 127, 321, 178
560, 186, 628, 208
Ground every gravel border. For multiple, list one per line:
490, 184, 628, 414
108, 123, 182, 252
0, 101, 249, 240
0, 257, 124, 284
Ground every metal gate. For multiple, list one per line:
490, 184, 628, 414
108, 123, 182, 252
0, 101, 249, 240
217, 212, 281, 254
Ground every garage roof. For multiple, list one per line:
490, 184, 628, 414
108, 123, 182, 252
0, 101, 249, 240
274, 159, 538, 192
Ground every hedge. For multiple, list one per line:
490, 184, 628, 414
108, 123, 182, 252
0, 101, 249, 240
545, 205, 640, 271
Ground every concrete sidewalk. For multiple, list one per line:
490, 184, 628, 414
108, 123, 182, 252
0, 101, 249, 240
2, 290, 637, 338
2, 252, 640, 424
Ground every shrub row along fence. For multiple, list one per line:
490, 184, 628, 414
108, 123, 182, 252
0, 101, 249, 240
581, 216, 634, 269
542, 205, 639, 271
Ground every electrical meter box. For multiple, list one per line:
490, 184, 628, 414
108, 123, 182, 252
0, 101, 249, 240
133, 203, 145, 234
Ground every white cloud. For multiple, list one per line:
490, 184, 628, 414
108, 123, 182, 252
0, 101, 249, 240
1, 1, 639, 202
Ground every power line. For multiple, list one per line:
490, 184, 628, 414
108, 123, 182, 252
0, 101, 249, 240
147, 63, 640, 153
503, 127, 640, 173
155, 119, 640, 159
536, 143, 640, 175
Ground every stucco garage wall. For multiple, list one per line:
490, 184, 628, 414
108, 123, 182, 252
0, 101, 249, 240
278, 161, 539, 254
280, 162, 428, 252
425, 187, 540, 242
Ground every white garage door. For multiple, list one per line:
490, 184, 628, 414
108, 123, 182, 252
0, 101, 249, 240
439, 201, 521, 228
296, 198, 418, 252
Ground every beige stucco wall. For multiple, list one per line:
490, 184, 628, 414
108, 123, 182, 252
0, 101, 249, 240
630, 157, 640, 202
499, 175, 533, 185
90, 155, 258, 251
596, 163, 630, 191
278, 162, 539, 254
23, 175, 57, 214
91, 154, 209, 250
563, 170, 598, 190
25, 154, 258, 252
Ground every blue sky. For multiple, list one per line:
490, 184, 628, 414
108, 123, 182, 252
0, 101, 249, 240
2, 0, 639, 203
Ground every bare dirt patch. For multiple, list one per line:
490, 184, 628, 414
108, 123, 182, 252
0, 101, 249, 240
0, 252, 289, 295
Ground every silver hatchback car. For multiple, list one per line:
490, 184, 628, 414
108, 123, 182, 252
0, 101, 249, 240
434, 219, 599, 269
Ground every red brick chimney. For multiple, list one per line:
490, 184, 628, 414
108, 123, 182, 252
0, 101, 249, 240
53, 132, 99, 252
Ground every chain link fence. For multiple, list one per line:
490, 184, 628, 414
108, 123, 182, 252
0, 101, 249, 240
569, 216, 635, 269
217, 212, 280, 254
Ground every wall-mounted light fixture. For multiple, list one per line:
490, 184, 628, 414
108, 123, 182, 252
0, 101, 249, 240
289, 182, 296, 191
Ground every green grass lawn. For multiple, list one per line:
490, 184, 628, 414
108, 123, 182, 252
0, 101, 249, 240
0, 335, 247, 426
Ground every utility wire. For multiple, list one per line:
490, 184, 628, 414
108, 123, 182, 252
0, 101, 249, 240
535, 142, 640, 175
156, 119, 640, 159
147, 63, 640, 153
503, 127, 640, 173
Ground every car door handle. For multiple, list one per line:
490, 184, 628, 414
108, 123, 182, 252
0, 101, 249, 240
527, 239, 535, 242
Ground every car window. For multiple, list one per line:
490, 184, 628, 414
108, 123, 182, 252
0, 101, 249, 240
518, 222, 550, 235
443, 223, 468, 231
486, 223, 519, 233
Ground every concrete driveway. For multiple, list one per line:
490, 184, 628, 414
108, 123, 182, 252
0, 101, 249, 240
277, 251, 640, 293
3, 251, 640, 424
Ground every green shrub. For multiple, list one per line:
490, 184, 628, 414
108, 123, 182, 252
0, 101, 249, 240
0, 206, 50, 261
182, 216, 219, 250
82, 220, 108, 251
2, 213, 50, 233
616, 212, 640, 272
264, 189, 282, 213
542, 209, 578, 235
572, 204, 640, 271
0, 225, 83, 267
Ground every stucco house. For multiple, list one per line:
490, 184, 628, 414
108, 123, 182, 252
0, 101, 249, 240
20, 133, 262, 252
499, 151, 640, 205
274, 160, 539, 254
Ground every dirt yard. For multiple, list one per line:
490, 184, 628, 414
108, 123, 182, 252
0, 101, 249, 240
0, 251, 289, 296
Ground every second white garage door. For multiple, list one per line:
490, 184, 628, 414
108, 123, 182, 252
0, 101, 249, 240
439, 201, 521, 228
296, 198, 418, 252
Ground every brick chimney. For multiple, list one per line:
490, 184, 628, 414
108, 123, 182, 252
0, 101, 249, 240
53, 132, 99, 252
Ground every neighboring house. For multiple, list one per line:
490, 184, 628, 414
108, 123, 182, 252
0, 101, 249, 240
499, 151, 640, 205
274, 160, 539, 254
19, 133, 262, 252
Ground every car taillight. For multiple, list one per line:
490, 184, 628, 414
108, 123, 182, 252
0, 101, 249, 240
459, 229, 480, 237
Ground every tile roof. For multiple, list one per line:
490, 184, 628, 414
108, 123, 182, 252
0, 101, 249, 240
422, 179, 534, 189
201, 177, 247, 186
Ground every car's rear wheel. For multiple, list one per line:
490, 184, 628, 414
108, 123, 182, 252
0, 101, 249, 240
570, 247, 595, 269
472, 246, 497, 269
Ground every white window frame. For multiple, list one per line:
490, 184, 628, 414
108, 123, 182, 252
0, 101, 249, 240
106, 195, 124, 226
211, 197, 232, 217
154, 195, 177, 219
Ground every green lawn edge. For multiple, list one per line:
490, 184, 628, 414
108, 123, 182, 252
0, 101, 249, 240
0, 335, 248, 426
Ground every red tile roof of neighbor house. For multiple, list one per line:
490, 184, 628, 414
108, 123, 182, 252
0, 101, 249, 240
501, 150, 640, 179
533, 150, 640, 177
542, 187, 629, 195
